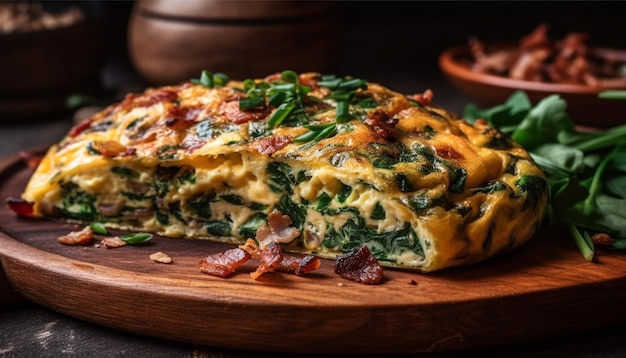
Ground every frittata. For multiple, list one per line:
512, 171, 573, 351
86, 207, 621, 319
17, 71, 548, 272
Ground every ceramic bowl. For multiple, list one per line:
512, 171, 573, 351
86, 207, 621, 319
438, 44, 626, 128
0, 2, 106, 120
128, 0, 342, 85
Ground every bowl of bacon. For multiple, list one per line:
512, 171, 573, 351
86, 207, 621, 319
439, 24, 626, 128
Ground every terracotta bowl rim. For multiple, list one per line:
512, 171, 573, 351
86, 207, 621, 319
438, 44, 626, 95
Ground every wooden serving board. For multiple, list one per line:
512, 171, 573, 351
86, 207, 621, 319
1, 152, 626, 354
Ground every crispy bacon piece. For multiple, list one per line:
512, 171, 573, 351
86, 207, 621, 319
469, 37, 513, 74
364, 109, 398, 140
256, 209, 301, 249
335, 246, 384, 285
518, 23, 550, 50
436, 145, 464, 160
164, 106, 202, 131
591, 233, 614, 246
250, 241, 283, 280
67, 118, 94, 138
199, 247, 251, 278
407, 89, 434, 106
221, 100, 271, 124
253, 136, 291, 155
19, 151, 43, 168
278, 255, 321, 276
101, 236, 127, 249
58, 226, 93, 245
124, 89, 179, 109
5, 197, 34, 217
91, 140, 127, 158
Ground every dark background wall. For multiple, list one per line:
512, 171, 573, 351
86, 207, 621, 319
100, 1, 626, 80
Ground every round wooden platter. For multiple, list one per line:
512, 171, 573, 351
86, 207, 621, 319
1, 152, 626, 354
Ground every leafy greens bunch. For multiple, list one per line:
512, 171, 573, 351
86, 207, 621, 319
464, 91, 626, 261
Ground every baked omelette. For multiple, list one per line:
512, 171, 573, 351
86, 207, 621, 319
15, 71, 548, 272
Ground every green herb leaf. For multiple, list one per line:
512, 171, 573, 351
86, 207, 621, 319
90, 222, 108, 235
119, 232, 153, 244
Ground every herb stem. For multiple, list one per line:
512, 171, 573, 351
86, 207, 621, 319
582, 145, 618, 216
567, 223, 594, 262
571, 124, 626, 152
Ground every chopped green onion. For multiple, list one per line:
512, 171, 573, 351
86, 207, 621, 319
314, 123, 337, 141
239, 97, 265, 110
271, 83, 297, 92
329, 91, 356, 102
268, 92, 287, 107
267, 103, 295, 128
119, 232, 153, 245
317, 78, 342, 89
90, 222, 108, 235
191, 70, 214, 88
293, 130, 319, 143
338, 78, 367, 91
281, 70, 299, 84
304, 123, 336, 131
336, 101, 350, 123
243, 79, 256, 91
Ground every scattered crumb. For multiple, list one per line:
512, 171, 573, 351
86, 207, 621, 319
150, 251, 173, 264
101, 237, 127, 249
57, 226, 93, 245
406, 279, 418, 286
337, 282, 345, 287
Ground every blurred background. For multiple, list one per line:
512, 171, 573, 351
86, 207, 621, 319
1, 0, 625, 127
2, 2, 626, 356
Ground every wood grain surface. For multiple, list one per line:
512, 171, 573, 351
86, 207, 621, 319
1, 152, 625, 354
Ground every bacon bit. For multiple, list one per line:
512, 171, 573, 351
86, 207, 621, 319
591, 233, 614, 246
221, 100, 271, 124
91, 140, 127, 158
407, 89, 434, 106
436, 145, 464, 160
150, 251, 173, 264
278, 255, 321, 276
364, 109, 398, 140
5, 197, 34, 217
253, 136, 291, 155
256, 209, 301, 249
101, 236, 127, 249
250, 241, 283, 280
182, 137, 207, 154
58, 226, 93, 245
298, 72, 319, 87
264, 73, 282, 82
67, 118, 94, 137
164, 106, 202, 131
129, 89, 178, 108
239, 238, 262, 257
199, 247, 251, 278
19, 151, 43, 168
335, 246, 384, 285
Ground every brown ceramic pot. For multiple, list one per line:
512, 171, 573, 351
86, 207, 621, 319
128, 0, 343, 85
